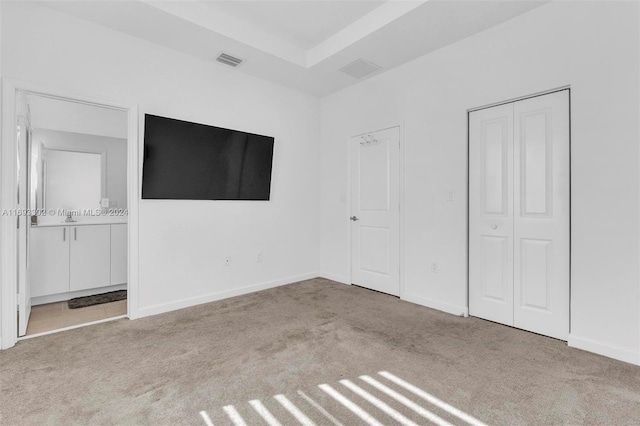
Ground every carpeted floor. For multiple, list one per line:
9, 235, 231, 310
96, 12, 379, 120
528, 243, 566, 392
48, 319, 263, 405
1, 278, 639, 425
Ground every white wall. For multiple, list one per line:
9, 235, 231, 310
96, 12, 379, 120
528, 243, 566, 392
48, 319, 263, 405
2, 1, 321, 315
32, 129, 128, 210
2, 1, 638, 366
320, 1, 640, 364
30, 96, 128, 139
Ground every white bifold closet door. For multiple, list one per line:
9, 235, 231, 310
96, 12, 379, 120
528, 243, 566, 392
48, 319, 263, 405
469, 90, 570, 340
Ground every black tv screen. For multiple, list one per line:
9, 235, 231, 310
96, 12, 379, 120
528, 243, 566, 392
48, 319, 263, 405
142, 114, 274, 200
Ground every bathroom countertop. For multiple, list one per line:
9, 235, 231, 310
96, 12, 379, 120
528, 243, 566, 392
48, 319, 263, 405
33, 218, 128, 227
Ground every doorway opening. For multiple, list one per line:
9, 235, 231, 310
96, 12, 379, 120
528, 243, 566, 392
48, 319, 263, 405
1, 79, 139, 348
22, 95, 128, 336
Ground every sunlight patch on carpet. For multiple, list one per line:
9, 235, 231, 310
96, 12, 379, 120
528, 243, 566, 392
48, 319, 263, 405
199, 372, 487, 426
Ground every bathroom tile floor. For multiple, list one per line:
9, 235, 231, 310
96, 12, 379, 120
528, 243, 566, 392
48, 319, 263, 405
26, 299, 127, 335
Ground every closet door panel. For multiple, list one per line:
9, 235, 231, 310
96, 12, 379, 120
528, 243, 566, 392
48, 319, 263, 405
513, 90, 570, 340
469, 103, 514, 325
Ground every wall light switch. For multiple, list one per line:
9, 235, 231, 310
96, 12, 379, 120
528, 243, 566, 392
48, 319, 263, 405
101, 198, 110, 208
446, 190, 455, 201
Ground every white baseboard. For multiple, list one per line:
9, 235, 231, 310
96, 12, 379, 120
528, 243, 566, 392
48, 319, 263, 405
318, 272, 350, 285
137, 272, 319, 318
401, 292, 468, 317
568, 334, 639, 366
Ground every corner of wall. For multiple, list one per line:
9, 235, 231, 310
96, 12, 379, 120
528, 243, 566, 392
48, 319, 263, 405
401, 293, 468, 317
568, 334, 640, 366
319, 272, 350, 285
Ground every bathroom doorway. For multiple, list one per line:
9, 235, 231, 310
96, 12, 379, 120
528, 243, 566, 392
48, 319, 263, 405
23, 95, 128, 336
1, 79, 139, 348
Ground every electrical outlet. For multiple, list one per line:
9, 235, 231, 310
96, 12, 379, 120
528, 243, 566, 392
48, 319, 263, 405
256, 252, 263, 262
430, 261, 439, 273
446, 190, 455, 201
224, 256, 231, 266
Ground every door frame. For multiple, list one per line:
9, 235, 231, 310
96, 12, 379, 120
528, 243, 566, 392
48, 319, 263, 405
347, 123, 405, 298
0, 78, 140, 349
466, 85, 571, 330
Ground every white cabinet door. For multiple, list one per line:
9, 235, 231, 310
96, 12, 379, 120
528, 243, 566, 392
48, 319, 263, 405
110, 224, 127, 285
30, 226, 70, 298
70, 225, 111, 291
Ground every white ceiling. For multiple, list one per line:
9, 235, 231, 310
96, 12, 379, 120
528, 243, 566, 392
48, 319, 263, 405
43, 0, 547, 96
201, 1, 387, 50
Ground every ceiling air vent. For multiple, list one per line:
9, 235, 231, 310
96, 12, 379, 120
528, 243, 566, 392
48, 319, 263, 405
339, 59, 382, 79
216, 52, 244, 68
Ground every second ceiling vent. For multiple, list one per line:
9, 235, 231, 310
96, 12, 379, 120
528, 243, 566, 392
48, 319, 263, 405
340, 59, 382, 79
216, 52, 244, 68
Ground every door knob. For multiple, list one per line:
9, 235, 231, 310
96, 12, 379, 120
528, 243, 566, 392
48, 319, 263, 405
350, 216, 360, 221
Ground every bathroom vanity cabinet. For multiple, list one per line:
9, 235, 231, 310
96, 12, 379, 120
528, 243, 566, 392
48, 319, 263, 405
110, 224, 127, 285
29, 226, 70, 297
30, 223, 127, 298
69, 225, 110, 291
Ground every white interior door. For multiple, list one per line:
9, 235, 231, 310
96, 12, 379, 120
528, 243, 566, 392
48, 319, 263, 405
17, 93, 31, 337
469, 90, 570, 340
350, 127, 400, 296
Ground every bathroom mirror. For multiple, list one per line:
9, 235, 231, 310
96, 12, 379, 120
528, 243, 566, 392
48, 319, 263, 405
42, 148, 106, 212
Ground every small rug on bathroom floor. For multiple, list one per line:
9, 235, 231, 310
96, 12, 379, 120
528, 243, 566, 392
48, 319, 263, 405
68, 290, 127, 309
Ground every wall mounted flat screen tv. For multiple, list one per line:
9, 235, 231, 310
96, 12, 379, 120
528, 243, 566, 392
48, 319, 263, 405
142, 114, 274, 200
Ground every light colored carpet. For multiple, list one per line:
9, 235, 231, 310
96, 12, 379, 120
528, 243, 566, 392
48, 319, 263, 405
1, 278, 639, 425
